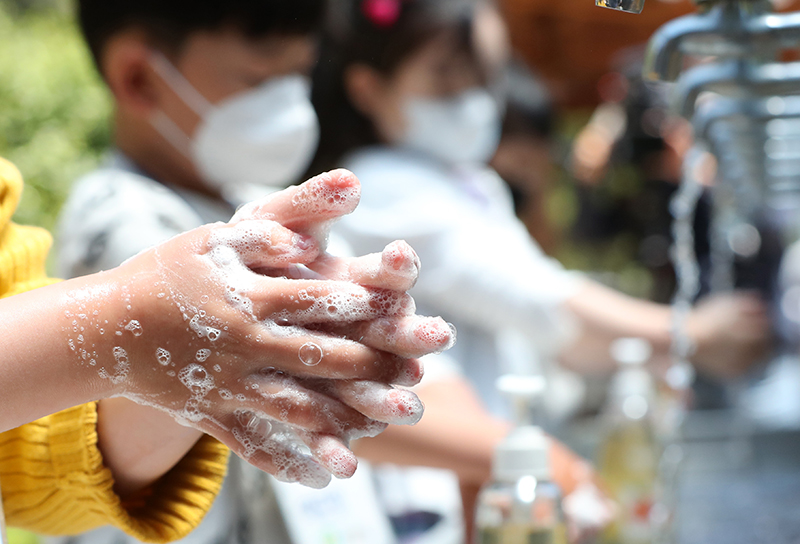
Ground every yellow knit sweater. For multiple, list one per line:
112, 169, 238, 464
0, 157, 229, 542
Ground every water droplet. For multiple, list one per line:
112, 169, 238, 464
298, 342, 323, 366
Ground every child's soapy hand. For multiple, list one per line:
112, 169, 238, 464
551, 445, 615, 543
69, 170, 454, 487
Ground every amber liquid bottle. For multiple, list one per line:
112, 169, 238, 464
598, 338, 660, 544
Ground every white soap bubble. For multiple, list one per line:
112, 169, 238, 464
219, 389, 233, 400
156, 348, 171, 366
99, 347, 130, 384
179, 363, 215, 397
124, 320, 143, 336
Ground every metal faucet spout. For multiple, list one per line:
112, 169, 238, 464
644, 3, 746, 82
693, 95, 800, 141
675, 59, 800, 117
642, 0, 800, 84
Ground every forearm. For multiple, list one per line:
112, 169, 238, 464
96, 399, 204, 496
420, 231, 580, 352
0, 276, 120, 432
560, 280, 672, 373
0, 275, 197, 496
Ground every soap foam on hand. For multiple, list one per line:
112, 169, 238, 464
59, 268, 372, 489
231, 170, 362, 240
59, 169, 455, 488
272, 284, 416, 327
325, 380, 426, 426
320, 315, 455, 360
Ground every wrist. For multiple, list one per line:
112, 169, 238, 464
0, 273, 135, 430
57, 267, 149, 401
679, 305, 703, 357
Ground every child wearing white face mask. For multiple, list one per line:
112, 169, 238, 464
58, 0, 324, 280
147, 53, 319, 205
311, 0, 771, 540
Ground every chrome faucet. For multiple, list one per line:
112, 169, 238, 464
642, 0, 800, 214
674, 59, 800, 117
642, 0, 800, 82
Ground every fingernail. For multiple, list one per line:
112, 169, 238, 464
382, 240, 421, 276
413, 317, 456, 353
317, 439, 358, 479
296, 459, 333, 489
385, 389, 425, 425
293, 233, 315, 251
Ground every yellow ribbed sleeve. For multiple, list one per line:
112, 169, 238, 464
0, 407, 228, 542
0, 159, 59, 297
0, 157, 230, 542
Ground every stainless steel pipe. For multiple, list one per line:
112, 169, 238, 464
643, 0, 800, 82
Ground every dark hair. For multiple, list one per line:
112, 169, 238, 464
501, 60, 555, 140
309, 0, 479, 173
78, 0, 326, 72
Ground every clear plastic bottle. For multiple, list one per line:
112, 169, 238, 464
474, 376, 567, 544
598, 338, 661, 544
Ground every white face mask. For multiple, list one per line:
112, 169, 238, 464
149, 54, 320, 205
400, 87, 502, 166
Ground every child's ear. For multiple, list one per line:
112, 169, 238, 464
344, 64, 386, 118
102, 31, 161, 116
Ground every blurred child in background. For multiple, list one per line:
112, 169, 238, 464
311, 0, 771, 538
58, 0, 325, 278
314, 0, 768, 413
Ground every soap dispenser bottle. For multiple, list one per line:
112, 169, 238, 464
598, 338, 660, 544
474, 375, 566, 544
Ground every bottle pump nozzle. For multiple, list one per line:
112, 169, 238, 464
493, 374, 551, 481
496, 374, 546, 427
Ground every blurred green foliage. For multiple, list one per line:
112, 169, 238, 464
0, 0, 112, 233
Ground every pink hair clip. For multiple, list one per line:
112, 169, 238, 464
362, 0, 402, 28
